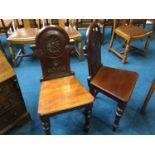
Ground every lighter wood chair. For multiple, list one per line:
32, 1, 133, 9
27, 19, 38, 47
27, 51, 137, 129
59, 19, 83, 60
0, 19, 13, 37
140, 79, 155, 114
35, 26, 94, 135
109, 19, 153, 63
86, 22, 138, 131
7, 19, 40, 66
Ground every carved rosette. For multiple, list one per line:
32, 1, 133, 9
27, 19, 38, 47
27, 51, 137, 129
45, 35, 64, 58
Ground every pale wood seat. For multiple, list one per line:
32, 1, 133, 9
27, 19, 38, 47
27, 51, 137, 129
35, 26, 94, 134
116, 25, 152, 40
8, 28, 39, 43
38, 75, 94, 116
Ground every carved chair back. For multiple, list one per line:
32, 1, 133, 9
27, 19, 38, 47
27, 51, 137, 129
86, 22, 102, 79
35, 26, 73, 81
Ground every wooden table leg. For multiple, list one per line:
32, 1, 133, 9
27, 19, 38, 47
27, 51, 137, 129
143, 36, 152, 55
40, 116, 51, 135
140, 79, 155, 114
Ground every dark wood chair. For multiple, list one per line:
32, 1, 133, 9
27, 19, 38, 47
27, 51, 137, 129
140, 79, 155, 114
35, 26, 94, 135
86, 22, 138, 131
109, 19, 153, 63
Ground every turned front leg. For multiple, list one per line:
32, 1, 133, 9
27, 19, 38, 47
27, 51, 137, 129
113, 102, 126, 131
84, 104, 93, 132
40, 116, 51, 135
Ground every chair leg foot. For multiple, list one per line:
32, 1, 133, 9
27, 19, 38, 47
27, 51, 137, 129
40, 116, 51, 135
84, 104, 93, 132
112, 103, 126, 131
122, 56, 127, 64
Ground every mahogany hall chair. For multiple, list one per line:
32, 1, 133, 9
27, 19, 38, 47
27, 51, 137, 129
140, 79, 155, 114
35, 26, 94, 135
109, 19, 153, 63
86, 22, 138, 131
7, 19, 40, 66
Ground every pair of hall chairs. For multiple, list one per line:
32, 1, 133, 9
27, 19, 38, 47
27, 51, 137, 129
35, 22, 138, 134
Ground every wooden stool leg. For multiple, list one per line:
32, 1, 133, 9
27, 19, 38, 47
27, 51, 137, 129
113, 102, 126, 131
122, 40, 130, 64
77, 41, 83, 61
140, 79, 155, 114
84, 104, 93, 132
143, 36, 151, 55
40, 116, 51, 135
108, 32, 115, 51
8, 42, 17, 66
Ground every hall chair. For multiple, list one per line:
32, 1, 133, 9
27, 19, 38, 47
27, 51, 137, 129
140, 79, 155, 114
109, 19, 153, 63
7, 19, 40, 66
86, 22, 138, 131
35, 26, 94, 135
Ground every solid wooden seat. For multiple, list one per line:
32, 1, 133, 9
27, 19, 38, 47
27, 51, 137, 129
86, 22, 138, 131
116, 25, 152, 40
35, 26, 94, 134
91, 66, 138, 102
8, 28, 39, 43
38, 75, 94, 116
109, 20, 153, 63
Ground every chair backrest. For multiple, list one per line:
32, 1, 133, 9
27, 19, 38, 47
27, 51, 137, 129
35, 25, 73, 81
86, 22, 102, 79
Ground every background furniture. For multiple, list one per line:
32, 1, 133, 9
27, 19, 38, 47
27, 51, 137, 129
59, 19, 83, 60
7, 19, 40, 66
75, 19, 94, 30
140, 79, 155, 114
35, 26, 94, 134
109, 19, 153, 63
86, 22, 138, 130
0, 19, 13, 37
0, 51, 30, 134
